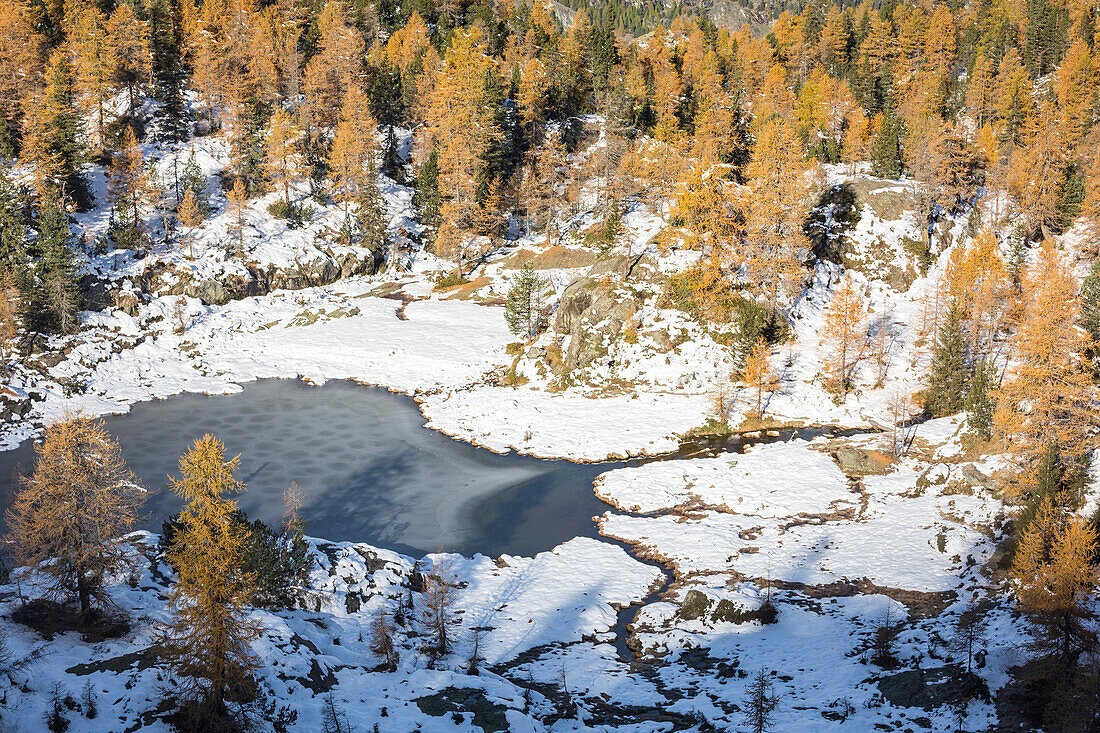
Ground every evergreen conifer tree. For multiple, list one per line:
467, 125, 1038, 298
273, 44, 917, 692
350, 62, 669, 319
381, 126, 401, 182
34, 189, 82, 333
179, 151, 210, 216
925, 305, 970, 417
148, 0, 189, 143
1080, 259, 1100, 373
413, 149, 442, 233
871, 115, 904, 178
965, 359, 996, 439
356, 159, 389, 257
43, 51, 92, 210
0, 167, 29, 295
504, 264, 550, 340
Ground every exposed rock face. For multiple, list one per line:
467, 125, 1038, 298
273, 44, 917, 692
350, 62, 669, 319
0, 385, 32, 421
140, 247, 383, 305
551, 254, 655, 373
878, 667, 988, 709
834, 447, 893, 476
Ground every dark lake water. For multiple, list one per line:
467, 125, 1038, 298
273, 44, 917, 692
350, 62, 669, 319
0, 380, 618, 558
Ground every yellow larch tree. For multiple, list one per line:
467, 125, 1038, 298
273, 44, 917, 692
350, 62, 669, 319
744, 117, 814, 310
741, 338, 779, 418
1053, 39, 1097, 148
159, 434, 261, 721
1012, 496, 1098, 671
994, 242, 1095, 499
263, 108, 304, 208
421, 28, 492, 214
944, 227, 1014, 356
302, 0, 363, 127
327, 86, 379, 231
226, 176, 249, 251
0, 0, 44, 138
4, 413, 145, 618
1008, 100, 1068, 238
70, 2, 116, 152
177, 187, 203, 258
821, 274, 867, 397
107, 2, 151, 118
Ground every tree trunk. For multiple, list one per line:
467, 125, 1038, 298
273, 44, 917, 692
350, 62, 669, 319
76, 570, 91, 617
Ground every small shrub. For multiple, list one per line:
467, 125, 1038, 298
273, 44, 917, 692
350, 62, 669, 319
81, 682, 97, 719
433, 271, 469, 290
266, 200, 314, 229
45, 683, 70, 733
662, 263, 740, 323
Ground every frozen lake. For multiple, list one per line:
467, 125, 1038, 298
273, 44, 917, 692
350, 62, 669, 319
0, 380, 618, 557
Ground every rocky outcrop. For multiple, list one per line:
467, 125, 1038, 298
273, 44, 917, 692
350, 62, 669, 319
141, 247, 383, 305
551, 253, 655, 373
834, 447, 893, 476
0, 385, 33, 421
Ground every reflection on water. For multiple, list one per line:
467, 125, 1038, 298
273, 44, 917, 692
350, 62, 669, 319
0, 380, 618, 557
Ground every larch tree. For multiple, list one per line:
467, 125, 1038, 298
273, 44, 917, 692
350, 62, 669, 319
418, 557, 459, 656
743, 667, 780, 733
70, 2, 116, 153
421, 28, 492, 229
264, 109, 304, 209
327, 86, 381, 244
369, 606, 398, 671
159, 434, 262, 721
944, 228, 1013, 357
226, 176, 249, 252
821, 274, 867, 398
994, 242, 1094, 500
302, 0, 363, 128
1012, 496, 1098, 673
107, 126, 147, 249
177, 187, 203, 258
107, 2, 152, 121
3, 413, 144, 619
1008, 101, 1068, 238
0, 0, 44, 145
741, 338, 779, 418
744, 117, 814, 310
530, 129, 567, 244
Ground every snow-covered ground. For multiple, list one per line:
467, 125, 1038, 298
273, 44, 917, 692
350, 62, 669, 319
0, 125, 1051, 731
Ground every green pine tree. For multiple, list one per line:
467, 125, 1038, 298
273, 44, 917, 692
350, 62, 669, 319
179, 151, 210, 215
505, 264, 551, 340
34, 189, 82, 333
356, 159, 389, 257
44, 53, 92, 210
0, 166, 30, 296
381, 126, 401, 182
965, 359, 996, 439
148, 0, 190, 144
413, 149, 442, 234
925, 305, 970, 417
1081, 259, 1100, 375
871, 115, 904, 178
